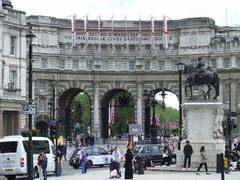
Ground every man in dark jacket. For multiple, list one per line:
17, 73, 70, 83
183, 140, 193, 170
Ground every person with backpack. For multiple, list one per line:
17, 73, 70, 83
79, 149, 88, 174
37, 152, 48, 180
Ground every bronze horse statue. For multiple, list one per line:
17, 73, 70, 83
184, 64, 219, 99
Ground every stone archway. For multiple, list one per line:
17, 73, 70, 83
58, 88, 91, 139
101, 89, 135, 139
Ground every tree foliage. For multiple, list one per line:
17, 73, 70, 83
153, 100, 179, 122
73, 92, 90, 132
110, 91, 135, 137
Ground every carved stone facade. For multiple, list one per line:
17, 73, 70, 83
23, 15, 240, 139
0, 0, 27, 137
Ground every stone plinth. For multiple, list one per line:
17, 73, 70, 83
177, 102, 225, 168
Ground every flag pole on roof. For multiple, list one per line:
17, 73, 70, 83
162, 14, 169, 49
151, 15, 156, 49
71, 14, 77, 47
138, 15, 142, 45
84, 14, 89, 44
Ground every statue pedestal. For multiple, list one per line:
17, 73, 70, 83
177, 102, 225, 168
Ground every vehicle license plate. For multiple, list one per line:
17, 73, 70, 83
5, 169, 13, 172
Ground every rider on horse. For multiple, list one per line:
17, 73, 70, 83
195, 57, 205, 79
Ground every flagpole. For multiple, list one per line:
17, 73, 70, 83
124, 14, 128, 50
151, 15, 155, 50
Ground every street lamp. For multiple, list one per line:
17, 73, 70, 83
26, 25, 36, 180
48, 78, 60, 176
227, 77, 232, 150
143, 90, 157, 143
143, 89, 167, 144
177, 62, 185, 150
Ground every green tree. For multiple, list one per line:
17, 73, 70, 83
153, 100, 179, 122
73, 92, 90, 131
110, 91, 135, 137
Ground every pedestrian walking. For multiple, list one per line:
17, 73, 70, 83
124, 149, 134, 179
196, 146, 210, 175
79, 149, 88, 174
182, 140, 193, 170
37, 152, 48, 180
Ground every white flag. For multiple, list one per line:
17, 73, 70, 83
84, 14, 88, 34
163, 15, 168, 49
71, 14, 77, 47
151, 15, 155, 49
110, 15, 114, 33
138, 15, 142, 44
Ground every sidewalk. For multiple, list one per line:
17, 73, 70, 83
148, 164, 217, 172
47, 169, 239, 180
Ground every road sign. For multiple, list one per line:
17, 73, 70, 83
21, 104, 36, 115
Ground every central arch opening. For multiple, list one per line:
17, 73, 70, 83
101, 89, 135, 139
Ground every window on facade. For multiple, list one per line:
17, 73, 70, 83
39, 97, 46, 112
129, 61, 135, 71
59, 59, 65, 69
211, 59, 217, 69
41, 58, 48, 68
237, 58, 240, 68
223, 59, 230, 68
191, 59, 197, 66
86, 61, 92, 70
10, 36, 16, 56
101, 60, 108, 71
172, 61, 177, 71
144, 61, 151, 71
159, 61, 165, 70
72, 60, 79, 70
9, 70, 17, 89
39, 81, 46, 93
115, 61, 122, 71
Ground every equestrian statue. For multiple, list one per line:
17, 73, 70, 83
184, 57, 219, 100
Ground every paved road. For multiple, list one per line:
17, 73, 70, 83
0, 163, 238, 180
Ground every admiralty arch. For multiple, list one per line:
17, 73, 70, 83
27, 15, 240, 139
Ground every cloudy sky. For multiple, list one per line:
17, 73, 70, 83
11, 0, 240, 26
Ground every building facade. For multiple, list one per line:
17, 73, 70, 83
1, 0, 240, 140
24, 15, 240, 140
0, 0, 27, 137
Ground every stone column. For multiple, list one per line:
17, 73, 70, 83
137, 82, 143, 126
93, 81, 100, 139
231, 79, 237, 112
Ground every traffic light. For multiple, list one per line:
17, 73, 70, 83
50, 124, 56, 138
222, 120, 227, 137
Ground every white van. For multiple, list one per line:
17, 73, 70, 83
0, 135, 56, 180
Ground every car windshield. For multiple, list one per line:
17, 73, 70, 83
132, 146, 141, 154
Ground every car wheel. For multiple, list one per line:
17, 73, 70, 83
86, 160, 93, 168
144, 159, 152, 167
73, 165, 80, 169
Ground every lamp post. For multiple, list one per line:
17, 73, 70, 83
26, 26, 36, 180
48, 78, 60, 175
177, 62, 184, 150
227, 77, 232, 150
143, 89, 167, 144
143, 90, 157, 143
